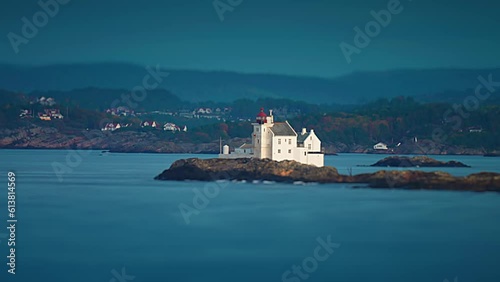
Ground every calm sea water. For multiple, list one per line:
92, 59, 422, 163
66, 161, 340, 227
0, 149, 499, 282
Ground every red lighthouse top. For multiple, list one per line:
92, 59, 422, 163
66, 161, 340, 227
256, 107, 267, 124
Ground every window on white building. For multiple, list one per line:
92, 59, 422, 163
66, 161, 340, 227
308, 144, 312, 150
278, 139, 281, 144
278, 149, 281, 154
304, 152, 307, 156
289, 139, 291, 145
256, 128, 259, 132
288, 149, 291, 154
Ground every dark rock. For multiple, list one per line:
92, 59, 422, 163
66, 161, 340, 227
369, 156, 470, 167
155, 158, 500, 192
155, 158, 340, 183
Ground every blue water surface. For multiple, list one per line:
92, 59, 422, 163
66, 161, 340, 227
0, 149, 499, 282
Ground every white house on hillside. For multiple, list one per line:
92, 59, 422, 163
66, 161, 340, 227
373, 142, 388, 150
219, 108, 324, 167
102, 122, 122, 131
141, 121, 159, 128
163, 122, 179, 132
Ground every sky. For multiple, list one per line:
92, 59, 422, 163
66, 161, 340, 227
0, 0, 499, 77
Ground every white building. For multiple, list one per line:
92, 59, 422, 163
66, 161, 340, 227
235, 143, 253, 155
163, 122, 179, 132
101, 122, 122, 131
38, 109, 64, 120
373, 142, 388, 150
141, 121, 159, 128
19, 109, 33, 118
219, 108, 324, 167
468, 127, 483, 133
101, 123, 131, 131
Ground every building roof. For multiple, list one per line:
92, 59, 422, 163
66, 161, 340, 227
270, 122, 297, 136
297, 132, 311, 144
257, 110, 267, 118
239, 143, 253, 149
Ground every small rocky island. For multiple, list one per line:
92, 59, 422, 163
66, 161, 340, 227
155, 158, 500, 192
369, 156, 470, 167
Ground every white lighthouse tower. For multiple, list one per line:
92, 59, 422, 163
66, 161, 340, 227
252, 108, 273, 159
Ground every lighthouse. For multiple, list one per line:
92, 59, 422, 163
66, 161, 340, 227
252, 108, 273, 159
219, 107, 324, 167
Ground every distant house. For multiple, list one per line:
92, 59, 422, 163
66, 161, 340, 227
19, 109, 33, 118
101, 122, 122, 131
163, 123, 180, 132
44, 97, 55, 106
35, 96, 56, 106
38, 112, 51, 121
37, 109, 64, 120
45, 109, 64, 119
468, 127, 483, 133
101, 123, 131, 131
373, 142, 388, 150
141, 121, 159, 128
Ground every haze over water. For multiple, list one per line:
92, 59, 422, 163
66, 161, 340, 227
1, 149, 500, 282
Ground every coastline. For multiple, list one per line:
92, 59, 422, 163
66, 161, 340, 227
0, 125, 497, 156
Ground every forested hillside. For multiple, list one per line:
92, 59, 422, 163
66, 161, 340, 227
1, 89, 498, 153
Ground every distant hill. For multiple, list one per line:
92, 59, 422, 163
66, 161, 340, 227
416, 88, 500, 104
28, 88, 185, 111
1, 63, 499, 104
